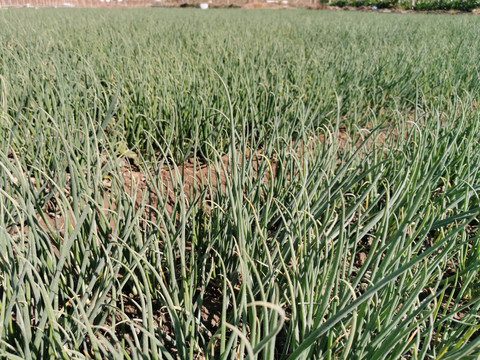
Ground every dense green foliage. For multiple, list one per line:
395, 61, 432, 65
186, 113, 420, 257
331, 0, 479, 11
1, 8, 480, 359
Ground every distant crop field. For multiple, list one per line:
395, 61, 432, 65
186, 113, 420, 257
1, 8, 480, 359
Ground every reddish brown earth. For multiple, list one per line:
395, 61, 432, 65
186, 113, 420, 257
5, 124, 404, 243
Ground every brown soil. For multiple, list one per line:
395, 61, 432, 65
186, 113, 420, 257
5, 124, 404, 243
242, 2, 294, 9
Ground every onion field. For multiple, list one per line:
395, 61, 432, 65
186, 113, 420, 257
1, 8, 480, 359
